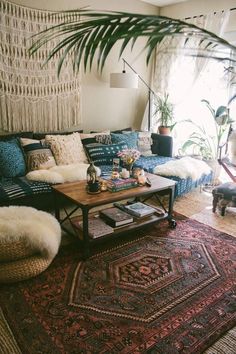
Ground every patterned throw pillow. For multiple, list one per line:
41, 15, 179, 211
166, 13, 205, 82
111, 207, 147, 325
20, 138, 56, 171
45, 133, 88, 165
0, 138, 26, 177
95, 134, 112, 145
111, 132, 138, 149
137, 131, 153, 156
85, 143, 128, 166
80, 131, 112, 145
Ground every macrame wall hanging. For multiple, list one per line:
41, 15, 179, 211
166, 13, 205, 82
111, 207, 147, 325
0, 0, 81, 132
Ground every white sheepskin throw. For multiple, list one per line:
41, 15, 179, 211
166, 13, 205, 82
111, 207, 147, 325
26, 163, 101, 184
0, 206, 61, 259
153, 157, 212, 180
229, 130, 236, 165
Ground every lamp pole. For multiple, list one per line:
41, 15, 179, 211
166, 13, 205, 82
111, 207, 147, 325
122, 58, 156, 131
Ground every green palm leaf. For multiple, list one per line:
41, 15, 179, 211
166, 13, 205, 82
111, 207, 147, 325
29, 10, 236, 75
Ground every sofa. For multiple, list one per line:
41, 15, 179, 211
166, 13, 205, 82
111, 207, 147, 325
0, 129, 212, 212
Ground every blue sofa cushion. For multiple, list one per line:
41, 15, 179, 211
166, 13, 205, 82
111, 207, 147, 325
0, 139, 26, 177
0, 176, 52, 203
111, 132, 138, 149
85, 143, 128, 166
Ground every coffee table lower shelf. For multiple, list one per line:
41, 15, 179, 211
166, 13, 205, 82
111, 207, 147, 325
70, 211, 169, 243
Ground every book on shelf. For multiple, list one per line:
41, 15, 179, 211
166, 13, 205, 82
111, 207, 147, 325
99, 207, 134, 227
71, 217, 114, 239
122, 202, 158, 218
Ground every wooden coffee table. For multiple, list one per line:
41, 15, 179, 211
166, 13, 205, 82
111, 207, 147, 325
53, 173, 176, 258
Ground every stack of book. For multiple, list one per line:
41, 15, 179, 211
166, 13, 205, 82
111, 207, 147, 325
115, 202, 160, 218
102, 177, 138, 192
99, 207, 134, 227
71, 217, 114, 239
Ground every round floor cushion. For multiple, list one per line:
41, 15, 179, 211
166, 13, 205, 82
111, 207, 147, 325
0, 206, 61, 283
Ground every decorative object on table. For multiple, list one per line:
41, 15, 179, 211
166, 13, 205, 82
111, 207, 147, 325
111, 170, 120, 180
123, 202, 157, 217
121, 168, 130, 179
100, 180, 108, 192
138, 174, 147, 185
132, 167, 147, 185
71, 216, 114, 239
117, 148, 141, 173
86, 162, 100, 194
112, 158, 120, 171
101, 176, 138, 192
99, 207, 133, 227
132, 167, 144, 179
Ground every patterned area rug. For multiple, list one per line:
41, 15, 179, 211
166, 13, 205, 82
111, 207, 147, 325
0, 218, 236, 354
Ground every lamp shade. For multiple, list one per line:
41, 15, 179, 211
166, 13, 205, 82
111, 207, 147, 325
110, 72, 139, 88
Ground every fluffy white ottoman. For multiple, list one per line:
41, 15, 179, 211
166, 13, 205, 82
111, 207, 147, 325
0, 206, 61, 283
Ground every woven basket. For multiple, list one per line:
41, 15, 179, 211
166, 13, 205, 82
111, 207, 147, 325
0, 254, 52, 283
0, 240, 34, 262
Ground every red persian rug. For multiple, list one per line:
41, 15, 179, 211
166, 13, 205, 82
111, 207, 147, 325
0, 218, 236, 354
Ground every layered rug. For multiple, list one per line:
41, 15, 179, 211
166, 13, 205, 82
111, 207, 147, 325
0, 218, 236, 354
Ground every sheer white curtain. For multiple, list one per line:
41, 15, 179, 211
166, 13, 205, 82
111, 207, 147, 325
141, 10, 230, 133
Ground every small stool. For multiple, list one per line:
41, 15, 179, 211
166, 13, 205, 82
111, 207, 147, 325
212, 182, 236, 216
0, 206, 61, 283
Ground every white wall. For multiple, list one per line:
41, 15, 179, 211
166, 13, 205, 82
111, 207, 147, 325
8, 0, 159, 132
160, 0, 236, 34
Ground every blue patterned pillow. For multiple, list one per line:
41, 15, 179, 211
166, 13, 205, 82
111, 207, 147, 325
111, 132, 138, 149
0, 139, 26, 177
85, 143, 128, 166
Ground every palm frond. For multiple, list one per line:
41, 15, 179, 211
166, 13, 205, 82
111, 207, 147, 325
29, 10, 236, 75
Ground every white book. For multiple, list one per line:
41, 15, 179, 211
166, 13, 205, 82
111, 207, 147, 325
124, 202, 157, 217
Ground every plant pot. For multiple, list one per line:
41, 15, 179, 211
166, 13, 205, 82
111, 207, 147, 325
158, 126, 171, 135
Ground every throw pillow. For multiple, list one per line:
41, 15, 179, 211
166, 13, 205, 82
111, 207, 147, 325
80, 131, 112, 146
45, 132, 88, 165
33, 129, 83, 140
0, 131, 33, 141
137, 131, 153, 156
111, 127, 132, 133
20, 138, 56, 171
111, 132, 138, 149
95, 134, 112, 145
0, 138, 26, 177
85, 143, 128, 166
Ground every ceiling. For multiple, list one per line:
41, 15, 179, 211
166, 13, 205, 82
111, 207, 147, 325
140, 0, 188, 7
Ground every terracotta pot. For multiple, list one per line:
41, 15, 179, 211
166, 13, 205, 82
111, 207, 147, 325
158, 126, 171, 135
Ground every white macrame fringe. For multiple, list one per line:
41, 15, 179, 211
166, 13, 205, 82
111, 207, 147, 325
0, 0, 81, 132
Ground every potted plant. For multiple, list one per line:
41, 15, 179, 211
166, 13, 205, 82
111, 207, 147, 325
154, 93, 175, 135
181, 100, 233, 160
180, 100, 234, 183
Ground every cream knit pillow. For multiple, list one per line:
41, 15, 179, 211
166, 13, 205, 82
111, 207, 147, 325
45, 133, 88, 165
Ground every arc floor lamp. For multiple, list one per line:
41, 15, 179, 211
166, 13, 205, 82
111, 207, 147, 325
110, 58, 156, 131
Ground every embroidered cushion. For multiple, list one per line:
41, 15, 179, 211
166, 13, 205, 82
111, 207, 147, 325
45, 133, 88, 165
85, 143, 128, 166
137, 131, 153, 156
80, 131, 112, 145
111, 132, 138, 149
0, 139, 26, 177
20, 138, 56, 171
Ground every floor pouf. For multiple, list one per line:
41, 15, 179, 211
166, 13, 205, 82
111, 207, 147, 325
0, 206, 61, 283
212, 182, 236, 216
